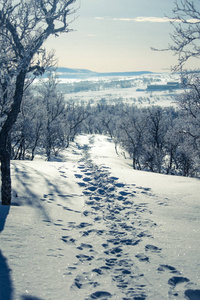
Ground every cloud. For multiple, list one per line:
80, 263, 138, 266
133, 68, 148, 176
133, 17, 199, 23
132, 16, 174, 23
95, 17, 105, 20
94, 16, 200, 24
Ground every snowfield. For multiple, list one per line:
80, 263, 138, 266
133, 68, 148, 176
0, 134, 200, 300
56, 72, 182, 107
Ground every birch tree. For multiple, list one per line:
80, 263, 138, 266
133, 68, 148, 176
168, 0, 200, 71
0, 0, 77, 205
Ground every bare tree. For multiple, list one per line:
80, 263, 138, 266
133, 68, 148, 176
168, 0, 200, 71
0, 0, 77, 205
37, 74, 67, 161
11, 87, 44, 161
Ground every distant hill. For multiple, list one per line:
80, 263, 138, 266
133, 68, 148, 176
56, 67, 153, 79
56, 67, 97, 78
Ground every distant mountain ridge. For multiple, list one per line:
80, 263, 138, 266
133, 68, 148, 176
56, 67, 153, 78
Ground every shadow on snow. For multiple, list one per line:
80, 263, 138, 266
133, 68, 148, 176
0, 205, 13, 300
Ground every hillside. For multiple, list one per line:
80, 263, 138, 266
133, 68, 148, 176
56, 67, 153, 79
0, 135, 199, 300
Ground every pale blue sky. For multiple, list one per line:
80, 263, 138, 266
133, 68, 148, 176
44, 0, 197, 72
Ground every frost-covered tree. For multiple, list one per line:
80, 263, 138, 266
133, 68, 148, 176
0, 0, 77, 205
165, 0, 200, 71
11, 76, 89, 162
11, 88, 43, 161
142, 106, 168, 173
175, 75, 200, 175
36, 75, 67, 161
64, 101, 90, 147
116, 106, 147, 170
178, 75, 200, 143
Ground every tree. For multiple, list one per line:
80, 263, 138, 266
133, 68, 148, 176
11, 76, 89, 162
142, 106, 168, 173
11, 87, 45, 161
0, 0, 77, 205
166, 0, 200, 175
168, 0, 200, 71
36, 74, 67, 161
64, 100, 90, 146
176, 74, 200, 175
116, 106, 147, 170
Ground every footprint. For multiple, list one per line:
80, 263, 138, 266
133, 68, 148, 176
77, 182, 87, 187
110, 177, 118, 181
135, 253, 149, 262
119, 191, 131, 196
43, 219, 51, 224
54, 223, 63, 226
85, 172, 92, 176
78, 166, 85, 170
63, 207, 81, 213
73, 275, 99, 290
83, 177, 92, 182
88, 291, 112, 299
117, 196, 125, 201
77, 243, 93, 250
61, 236, 76, 244
86, 186, 98, 192
157, 264, 181, 274
117, 259, 133, 268
168, 276, 190, 287
145, 244, 162, 253
76, 254, 94, 262
98, 189, 106, 195
92, 268, 103, 275
120, 238, 141, 246
104, 247, 122, 255
92, 196, 102, 201
76, 222, 92, 229
115, 183, 125, 188
105, 258, 118, 267
114, 268, 132, 276
107, 238, 120, 245
75, 174, 82, 178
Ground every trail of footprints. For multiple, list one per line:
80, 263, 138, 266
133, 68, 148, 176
63, 149, 173, 299
41, 142, 200, 299
66, 146, 199, 299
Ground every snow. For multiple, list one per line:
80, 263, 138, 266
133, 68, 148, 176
0, 134, 200, 300
58, 73, 182, 107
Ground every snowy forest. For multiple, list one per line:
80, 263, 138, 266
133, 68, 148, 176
10, 73, 200, 178
0, 1, 200, 300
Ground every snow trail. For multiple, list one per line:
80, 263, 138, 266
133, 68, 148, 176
63, 135, 198, 300
0, 134, 199, 300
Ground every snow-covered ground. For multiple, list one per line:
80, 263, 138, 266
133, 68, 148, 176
58, 73, 182, 107
0, 135, 200, 300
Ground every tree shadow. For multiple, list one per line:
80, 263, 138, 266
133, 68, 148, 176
0, 205, 13, 300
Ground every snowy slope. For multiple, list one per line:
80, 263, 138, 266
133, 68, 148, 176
0, 134, 200, 300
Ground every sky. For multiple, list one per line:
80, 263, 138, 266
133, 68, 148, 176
44, 0, 197, 73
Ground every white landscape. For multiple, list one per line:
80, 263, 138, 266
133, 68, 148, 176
58, 72, 182, 107
0, 134, 200, 300
1, 1, 200, 300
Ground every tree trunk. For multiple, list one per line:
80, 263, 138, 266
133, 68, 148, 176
0, 135, 11, 205
0, 70, 26, 205
1, 151, 11, 205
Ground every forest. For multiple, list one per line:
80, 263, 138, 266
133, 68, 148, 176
10, 73, 200, 178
